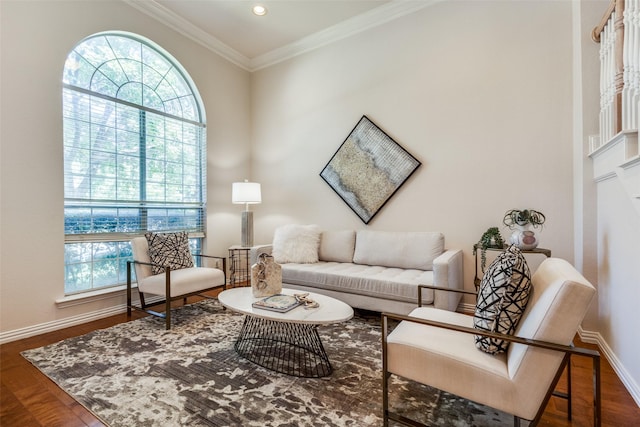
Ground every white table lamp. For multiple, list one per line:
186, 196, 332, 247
232, 180, 261, 247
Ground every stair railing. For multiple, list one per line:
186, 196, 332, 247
592, 0, 640, 151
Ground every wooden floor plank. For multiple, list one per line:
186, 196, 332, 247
0, 383, 40, 426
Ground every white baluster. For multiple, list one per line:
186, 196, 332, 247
623, 3, 631, 130
604, 15, 617, 141
631, 0, 640, 130
600, 18, 609, 143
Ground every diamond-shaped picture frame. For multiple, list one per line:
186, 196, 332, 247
320, 115, 421, 224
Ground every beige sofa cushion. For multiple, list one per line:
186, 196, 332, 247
353, 230, 444, 270
281, 262, 435, 305
319, 230, 356, 263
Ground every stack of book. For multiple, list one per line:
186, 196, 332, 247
252, 294, 302, 313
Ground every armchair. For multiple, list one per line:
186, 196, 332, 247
127, 235, 227, 330
382, 257, 600, 426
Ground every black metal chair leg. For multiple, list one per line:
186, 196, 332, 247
567, 356, 572, 420
126, 261, 133, 316
165, 266, 171, 330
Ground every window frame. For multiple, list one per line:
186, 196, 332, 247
62, 32, 207, 295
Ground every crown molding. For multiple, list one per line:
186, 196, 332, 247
123, 0, 252, 70
124, 0, 439, 72
250, 0, 440, 71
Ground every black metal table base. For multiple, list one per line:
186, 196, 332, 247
234, 316, 333, 378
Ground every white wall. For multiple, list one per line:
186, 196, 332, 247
0, 0, 251, 334
575, 0, 604, 332
596, 177, 640, 398
251, 0, 575, 294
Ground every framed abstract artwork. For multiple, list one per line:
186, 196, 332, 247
320, 115, 421, 224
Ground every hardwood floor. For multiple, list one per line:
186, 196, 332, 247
1, 303, 639, 426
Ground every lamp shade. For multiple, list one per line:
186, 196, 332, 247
232, 181, 262, 204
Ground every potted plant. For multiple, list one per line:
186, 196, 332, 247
473, 227, 505, 271
502, 209, 545, 250
502, 209, 546, 229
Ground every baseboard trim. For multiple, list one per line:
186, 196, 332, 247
0, 304, 128, 344
0, 295, 164, 345
578, 327, 640, 407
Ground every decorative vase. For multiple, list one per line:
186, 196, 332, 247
251, 253, 282, 297
509, 225, 539, 250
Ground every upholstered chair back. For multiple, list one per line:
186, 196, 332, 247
505, 258, 596, 419
130, 236, 153, 282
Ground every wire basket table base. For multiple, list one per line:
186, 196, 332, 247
234, 315, 333, 378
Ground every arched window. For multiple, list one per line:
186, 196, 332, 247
63, 32, 206, 294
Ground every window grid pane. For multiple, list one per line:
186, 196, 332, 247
63, 33, 206, 295
63, 237, 202, 294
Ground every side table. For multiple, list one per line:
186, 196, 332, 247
473, 245, 551, 290
228, 245, 270, 287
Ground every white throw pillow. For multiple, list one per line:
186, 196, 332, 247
318, 230, 356, 263
272, 224, 321, 264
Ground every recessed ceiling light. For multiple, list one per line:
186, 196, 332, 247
252, 5, 267, 16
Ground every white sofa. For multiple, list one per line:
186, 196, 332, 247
258, 226, 464, 314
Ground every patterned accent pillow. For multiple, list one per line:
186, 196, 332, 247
473, 245, 532, 354
145, 231, 194, 275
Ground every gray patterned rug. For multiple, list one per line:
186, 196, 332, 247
22, 300, 514, 426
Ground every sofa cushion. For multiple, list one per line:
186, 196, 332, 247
319, 230, 356, 263
145, 231, 194, 275
473, 245, 532, 354
281, 262, 435, 305
272, 224, 321, 264
352, 231, 444, 270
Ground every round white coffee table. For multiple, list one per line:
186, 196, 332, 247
218, 287, 353, 377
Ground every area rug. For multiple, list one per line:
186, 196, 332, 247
22, 300, 516, 426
